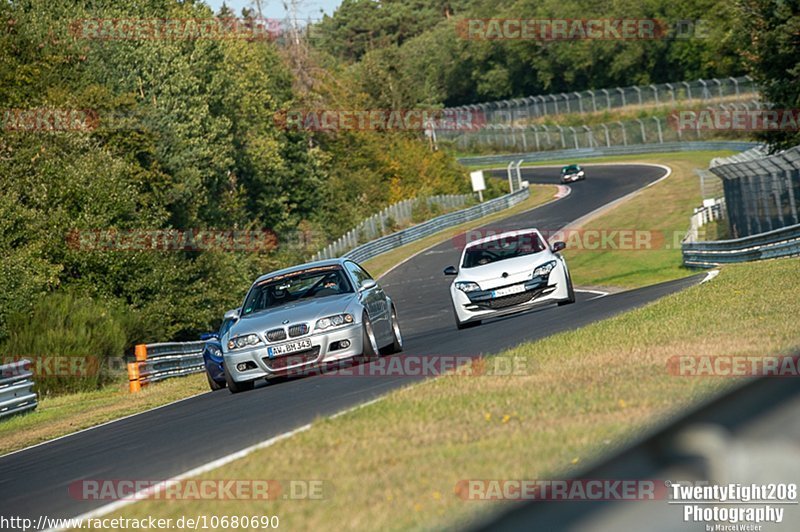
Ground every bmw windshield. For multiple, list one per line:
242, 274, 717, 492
242, 266, 354, 315
462, 233, 546, 268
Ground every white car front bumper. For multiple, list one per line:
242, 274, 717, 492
451, 262, 570, 324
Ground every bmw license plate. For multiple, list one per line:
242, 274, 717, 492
491, 284, 526, 298
268, 339, 312, 358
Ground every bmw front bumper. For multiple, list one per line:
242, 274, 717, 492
223, 323, 364, 382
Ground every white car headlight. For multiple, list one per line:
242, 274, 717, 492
533, 260, 557, 277
227, 334, 262, 351
578, 170, 584, 176
315, 313, 354, 331
455, 281, 481, 293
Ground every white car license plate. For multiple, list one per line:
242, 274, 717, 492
491, 284, 526, 298
268, 339, 312, 357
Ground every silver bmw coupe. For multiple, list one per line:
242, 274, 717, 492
222, 258, 403, 393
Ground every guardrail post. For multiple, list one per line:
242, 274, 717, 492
128, 344, 148, 393
127, 362, 141, 393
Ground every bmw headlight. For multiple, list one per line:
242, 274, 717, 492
315, 313, 354, 331
578, 170, 584, 176
208, 346, 222, 358
533, 260, 557, 277
455, 281, 481, 293
227, 334, 262, 351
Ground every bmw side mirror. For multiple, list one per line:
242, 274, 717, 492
552, 241, 566, 252
360, 279, 378, 291
443, 265, 457, 276
223, 308, 240, 322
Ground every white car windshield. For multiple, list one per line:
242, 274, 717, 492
462, 232, 546, 268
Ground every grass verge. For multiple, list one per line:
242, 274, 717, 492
363, 184, 559, 278
0, 374, 208, 456
113, 258, 800, 531
561, 152, 723, 288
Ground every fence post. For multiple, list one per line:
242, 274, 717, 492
574, 91, 583, 113
665, 83, 676, 104
682, 81, 692, 100
556, 125, 566, 149
730, 77, 739, 97
600, 123, 610, 147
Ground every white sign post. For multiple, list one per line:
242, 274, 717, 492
470, 170, 486, 202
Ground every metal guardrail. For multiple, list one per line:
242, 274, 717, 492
313, 194, 472, 261
0, 359, 38, 420
457, 141, 760, 167
127, 342, 206, 392
682, 222, 800, 268
342, 187, 531, 264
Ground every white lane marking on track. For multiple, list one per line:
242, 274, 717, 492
701, 269, 720, 283
574, 288, 609, 300
555, 185, 571, 198
44, 397, 386, 531
43, 423, 312, 531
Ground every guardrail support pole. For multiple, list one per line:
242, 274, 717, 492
128, 362, 141, 393
129, 344, 147, 393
